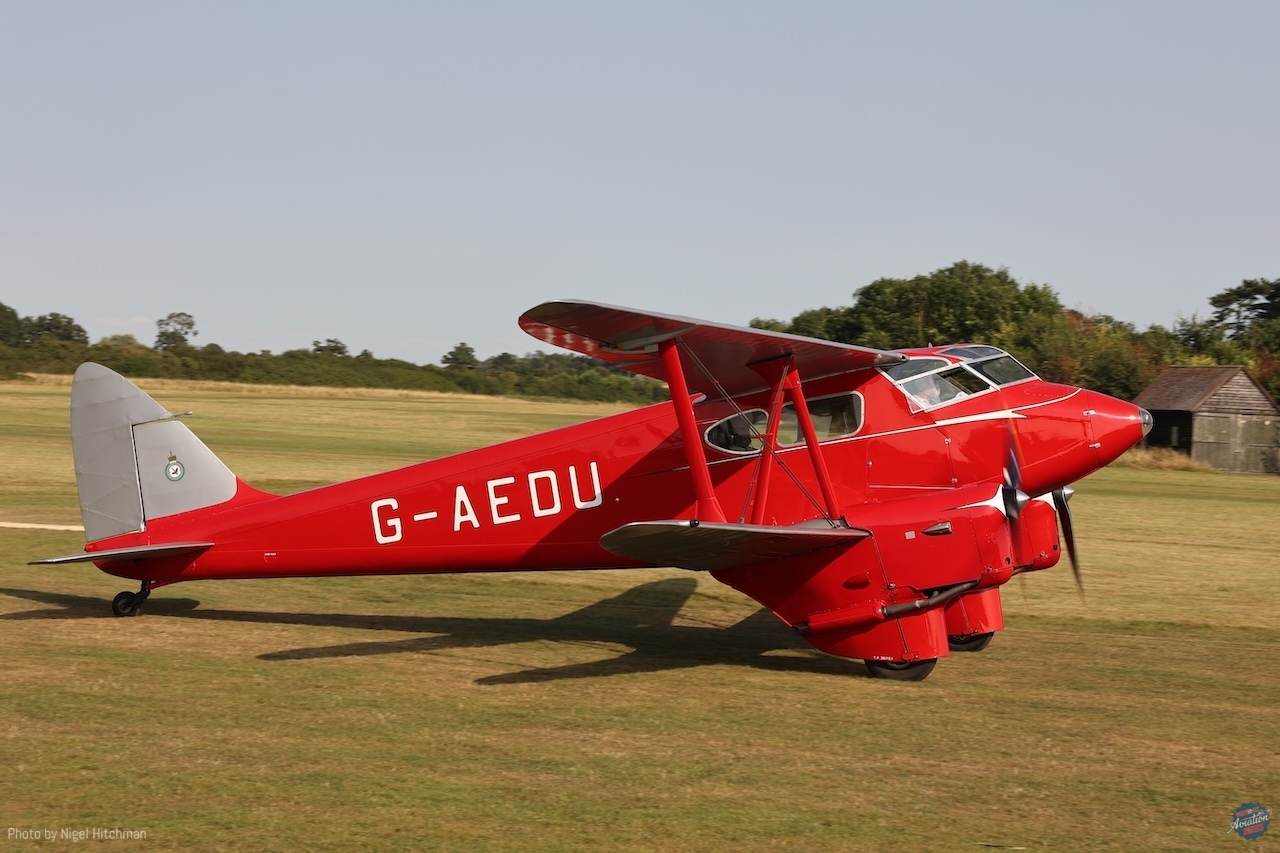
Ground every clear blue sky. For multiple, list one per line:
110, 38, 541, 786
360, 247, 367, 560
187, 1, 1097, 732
2, 1, 1277, 363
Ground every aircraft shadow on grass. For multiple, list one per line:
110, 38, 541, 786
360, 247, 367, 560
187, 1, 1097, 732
0, 578, 863, 683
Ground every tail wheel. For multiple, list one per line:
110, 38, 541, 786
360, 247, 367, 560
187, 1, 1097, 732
111, 585, 150, 617
865, 658, 937, 681
948, 631, 995, 653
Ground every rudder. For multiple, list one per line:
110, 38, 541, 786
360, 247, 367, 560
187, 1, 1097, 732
70, 363, 246, 542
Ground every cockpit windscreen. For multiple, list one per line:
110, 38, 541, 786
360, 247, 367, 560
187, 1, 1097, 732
882, 348, 1037, 412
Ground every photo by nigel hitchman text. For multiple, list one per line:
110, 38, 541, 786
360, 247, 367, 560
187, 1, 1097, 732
8, 827, 148, 842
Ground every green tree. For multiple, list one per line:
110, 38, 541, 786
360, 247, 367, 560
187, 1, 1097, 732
843, 262, 1064, 349
155, 312, 198, 351
751, 306, 852, 341
312, 338, 349, 356
1241, 318, 1280, 402
1137, 324, 1189, 366
754, 261, 1082, 380
1242, 318, 1280, 355
1071, 317, 1163, 400
17, 334, 89, 371
96, 333, 147, 350
87, 334, 164, 376
22, 313, 89, 346
1168, 314, 1249, 363
0, 301, 21, 347
442, 342, 479, 370
1209, 278, 1280, 336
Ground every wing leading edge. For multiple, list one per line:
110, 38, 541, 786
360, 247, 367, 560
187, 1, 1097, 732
519, 301, 906, 400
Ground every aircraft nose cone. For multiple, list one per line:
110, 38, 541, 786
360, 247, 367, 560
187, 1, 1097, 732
1084, 391, 1151, 467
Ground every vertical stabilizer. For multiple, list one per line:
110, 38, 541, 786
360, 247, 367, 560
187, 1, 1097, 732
71, 363, 238, 542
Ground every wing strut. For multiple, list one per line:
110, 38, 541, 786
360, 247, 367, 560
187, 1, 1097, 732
659, 339, 727, 523
746, 364, 790, 525
783, 368, 843, 522
740, 357, 844, 525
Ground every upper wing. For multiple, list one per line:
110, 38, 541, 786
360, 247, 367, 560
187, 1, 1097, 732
520, 301, 905, 400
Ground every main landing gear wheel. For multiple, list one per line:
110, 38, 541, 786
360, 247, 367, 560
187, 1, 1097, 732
111, 592, 141, 617
864, 658, 938, 682
111, 584, 151, 617
948, 632, 995, 653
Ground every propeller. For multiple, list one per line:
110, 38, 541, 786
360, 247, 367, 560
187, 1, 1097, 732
1001, 427, 1030, 521
1002, 420, 1084, 600
1051, 486, 1084, 599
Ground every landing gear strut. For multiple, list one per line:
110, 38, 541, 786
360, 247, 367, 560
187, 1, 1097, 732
111, 582, 152, 617
864, 658, 937, 681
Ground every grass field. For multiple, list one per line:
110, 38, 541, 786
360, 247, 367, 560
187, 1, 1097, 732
1, 378, 1276, 851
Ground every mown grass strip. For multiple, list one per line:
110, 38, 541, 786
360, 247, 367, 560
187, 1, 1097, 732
2, 378, 1277, 851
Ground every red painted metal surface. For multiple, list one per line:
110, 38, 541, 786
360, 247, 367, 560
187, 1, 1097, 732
44, 302, 1152, 678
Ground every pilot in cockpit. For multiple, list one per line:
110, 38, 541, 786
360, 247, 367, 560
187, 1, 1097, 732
908, 375, 945, 408
726, 415, 757, 451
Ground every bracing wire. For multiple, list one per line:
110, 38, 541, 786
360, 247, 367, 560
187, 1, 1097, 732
676, 341, 834, 525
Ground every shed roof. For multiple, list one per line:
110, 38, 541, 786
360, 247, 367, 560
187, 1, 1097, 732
1134, 366, 1279, 414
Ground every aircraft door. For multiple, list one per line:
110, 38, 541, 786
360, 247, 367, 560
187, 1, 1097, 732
865, 425, 957, 495
833, 437, 868, 500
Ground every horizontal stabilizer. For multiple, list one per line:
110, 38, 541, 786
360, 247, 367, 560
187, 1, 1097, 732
601, 520, 870, 571
28, 542, 214, 566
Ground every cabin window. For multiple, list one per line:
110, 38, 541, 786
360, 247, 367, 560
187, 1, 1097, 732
902, 367, 992, 409
704, 394, 863, 454
881, 348, 1038, 411
777, 393, 864, 445
705, 410, 768, 454
968, 354, 1035, 386
940, 345, 1003, 359
883, 358, 948, 382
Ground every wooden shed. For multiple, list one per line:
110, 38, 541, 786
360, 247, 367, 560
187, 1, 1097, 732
1133, 366, 1280, 474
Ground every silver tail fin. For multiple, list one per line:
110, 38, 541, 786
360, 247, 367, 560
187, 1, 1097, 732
71, 363, 239, 542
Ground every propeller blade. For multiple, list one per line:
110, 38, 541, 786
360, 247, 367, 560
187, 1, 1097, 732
1001, 419, 1026, 520
1051, 487, 1084, 599
1002, 431, 1022, 490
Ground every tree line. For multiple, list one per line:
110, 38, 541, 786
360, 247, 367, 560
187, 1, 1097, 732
751, 262, 1280, 404
0, 307, 667, 404
3, 261, 1278, 404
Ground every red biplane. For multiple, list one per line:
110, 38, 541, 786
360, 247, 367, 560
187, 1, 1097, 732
34, 301, 1151, 680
